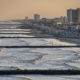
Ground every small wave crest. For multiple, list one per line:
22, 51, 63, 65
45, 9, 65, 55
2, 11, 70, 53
0, 48, 6, 53
14, 76, 34, 80
10, 66, 24, 70
0, 66, 24, 70
33, 53, 48, 64
65, 63, 79, 70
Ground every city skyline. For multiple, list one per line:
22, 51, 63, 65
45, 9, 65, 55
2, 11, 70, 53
0, 0, 80, 20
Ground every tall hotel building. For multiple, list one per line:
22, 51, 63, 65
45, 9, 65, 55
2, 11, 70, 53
34, 14, 40, 21
67, 8, 80, 23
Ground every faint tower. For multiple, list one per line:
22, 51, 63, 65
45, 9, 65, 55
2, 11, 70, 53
25, 17, 28, 21
60, 16, 64, 23
63, 16, 67, 23
34, 14, 40, 21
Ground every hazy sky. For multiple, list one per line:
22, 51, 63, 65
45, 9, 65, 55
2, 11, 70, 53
0, 0, 80, 20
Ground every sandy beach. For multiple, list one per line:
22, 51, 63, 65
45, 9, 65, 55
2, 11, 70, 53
47, 38, 80, 46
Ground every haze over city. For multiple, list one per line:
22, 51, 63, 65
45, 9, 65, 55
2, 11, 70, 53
0, 0, 80, 20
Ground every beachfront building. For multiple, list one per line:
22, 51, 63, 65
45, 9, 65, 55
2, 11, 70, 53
77, 25, 80, 32
67, 8, 80, 23
54, 18, 61, 23
41, 18, 47, 22
41, 18, 51, 23
77, 8, 80, 22
25, 17, 28, 21
34, 14, 40, 21
54, 17, 67, 24
65, 25, 77, 32
60, 16, 67, 23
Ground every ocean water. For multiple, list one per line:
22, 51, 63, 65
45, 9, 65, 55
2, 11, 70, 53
0, 75, 80, 80
0, 22, 80, 79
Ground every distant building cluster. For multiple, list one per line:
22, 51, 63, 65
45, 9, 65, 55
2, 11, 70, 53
54, 16, 67, 24
23, 7, 80, 25
21, 8, 80, 36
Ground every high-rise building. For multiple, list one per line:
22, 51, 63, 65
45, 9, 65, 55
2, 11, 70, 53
67, 9, 72, 23
34, 14, 40, 21
67, 8, 80, 23
77, 8, 80, 22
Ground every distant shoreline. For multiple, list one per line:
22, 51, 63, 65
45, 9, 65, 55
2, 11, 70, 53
19, 25, 80, 46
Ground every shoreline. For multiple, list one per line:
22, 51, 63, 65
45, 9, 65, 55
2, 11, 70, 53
19, 25, 80, 46
47, 38, 80, 46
